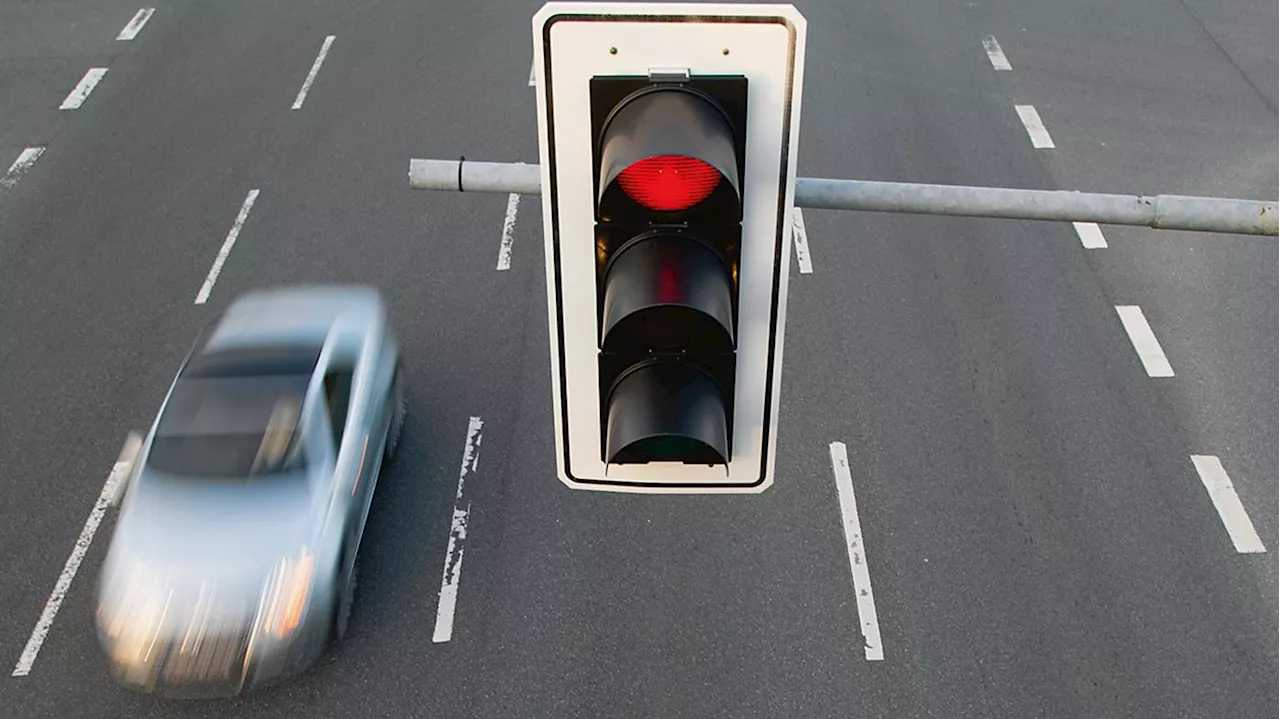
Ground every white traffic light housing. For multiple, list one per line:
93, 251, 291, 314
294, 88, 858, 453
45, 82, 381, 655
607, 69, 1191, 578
533, 2, 807, 493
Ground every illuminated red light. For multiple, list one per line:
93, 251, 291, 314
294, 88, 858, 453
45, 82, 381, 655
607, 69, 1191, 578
617, 155, 721, 212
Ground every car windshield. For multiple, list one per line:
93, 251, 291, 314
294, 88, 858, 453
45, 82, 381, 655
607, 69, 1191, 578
147, 374, 313, 480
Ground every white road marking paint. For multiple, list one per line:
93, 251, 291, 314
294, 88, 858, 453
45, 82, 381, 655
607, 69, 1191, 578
529, 55, 536, 86
1190, 455, 1266, 554
2, 147, 45, 189
1014, 104, 1055, 149
982, 35, 1012, 70
116, 8, 155, 41
59, 68, 108, 110
292, 35, 336, 110
13, 434, 141, 677
792, 208, 813, 274
1114, 305, 1175, 378
828, 441, 884, 661
1073, 221, 1108, 249
194, 189, 260, 305
433, 416, 484, 644
496, 193, 521, 271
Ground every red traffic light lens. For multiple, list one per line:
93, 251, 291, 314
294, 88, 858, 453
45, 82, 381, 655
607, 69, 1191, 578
617, 155, 722, 212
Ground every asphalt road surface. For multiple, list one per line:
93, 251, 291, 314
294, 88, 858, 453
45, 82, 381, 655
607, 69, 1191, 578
1, 0, 1275, 716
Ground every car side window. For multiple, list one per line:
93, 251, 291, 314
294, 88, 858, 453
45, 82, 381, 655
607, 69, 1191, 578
323, 367, 355, 448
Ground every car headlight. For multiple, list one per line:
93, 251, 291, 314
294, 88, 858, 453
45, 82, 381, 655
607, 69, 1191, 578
256, 549, 315, 640
99, 562, 172, 667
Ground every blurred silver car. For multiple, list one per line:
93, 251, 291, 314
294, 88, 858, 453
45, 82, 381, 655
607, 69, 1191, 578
95, 285, 405, 698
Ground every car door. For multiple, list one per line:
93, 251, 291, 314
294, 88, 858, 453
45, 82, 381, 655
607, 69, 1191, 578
322, 312, 396, 568
345, 323, 386, 543
318, 351, 361, 560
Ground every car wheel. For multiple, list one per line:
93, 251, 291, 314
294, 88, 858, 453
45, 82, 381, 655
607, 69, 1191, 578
334, 559, 357, 642
385, 371, 406, 462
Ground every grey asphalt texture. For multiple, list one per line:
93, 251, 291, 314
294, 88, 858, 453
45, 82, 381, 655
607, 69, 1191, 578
0, 0, 1275, 717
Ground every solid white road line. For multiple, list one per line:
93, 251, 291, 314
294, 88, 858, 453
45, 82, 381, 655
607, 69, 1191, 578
982, 35, 1012, 71
496, 193, 521, 271
529, 56, 536, 87
13, 433, 141, 677
792, 208, 813, 274
2, 147, 45, 189
292, 35, 336, 110
1014, 105, 1055, 149
195, 189, 260, 305
433, 416, 484, 644
117, 8, 155, 41
1073, 221, 1108, 249
59, 68, 108, 110
828, 441, 884, 661
1190, 455, 1267, 554
1114, 305, 1175, 378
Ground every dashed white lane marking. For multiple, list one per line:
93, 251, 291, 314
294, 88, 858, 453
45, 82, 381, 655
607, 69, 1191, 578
792, 208, 813, 274
292, 35, 336, 110
829, 441, 884, 661
432, 416, 484, 644
1014, 104, 1055, 149
13, 432, 143, 677
2, 147, 45, 189
1073, 221, 1108, 249
117, 8, 155, 41
1190, 455, 1267, 554
59, 68, 108, 110
496, 193, 521, 271
1114, 305, 1175, 378
982, 35, 1012, 71
195, 189, 260, 305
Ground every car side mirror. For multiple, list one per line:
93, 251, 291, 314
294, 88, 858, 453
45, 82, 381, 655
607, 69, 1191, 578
106, 431, 144, 509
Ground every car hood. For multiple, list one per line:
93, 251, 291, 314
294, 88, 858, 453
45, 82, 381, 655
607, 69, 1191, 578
98, 471, 320, 632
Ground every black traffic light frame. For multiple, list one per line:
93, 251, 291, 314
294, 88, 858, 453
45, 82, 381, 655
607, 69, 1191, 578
588, 74, 749, 466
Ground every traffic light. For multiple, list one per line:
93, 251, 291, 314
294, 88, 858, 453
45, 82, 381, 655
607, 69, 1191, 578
533, 2, 807, 493
593, 75, 746, 468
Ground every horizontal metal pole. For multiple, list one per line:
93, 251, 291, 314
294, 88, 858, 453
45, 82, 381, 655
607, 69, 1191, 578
795, 178, 1278, 236
410, 158, 543, 195
409, 158, 1278, 236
